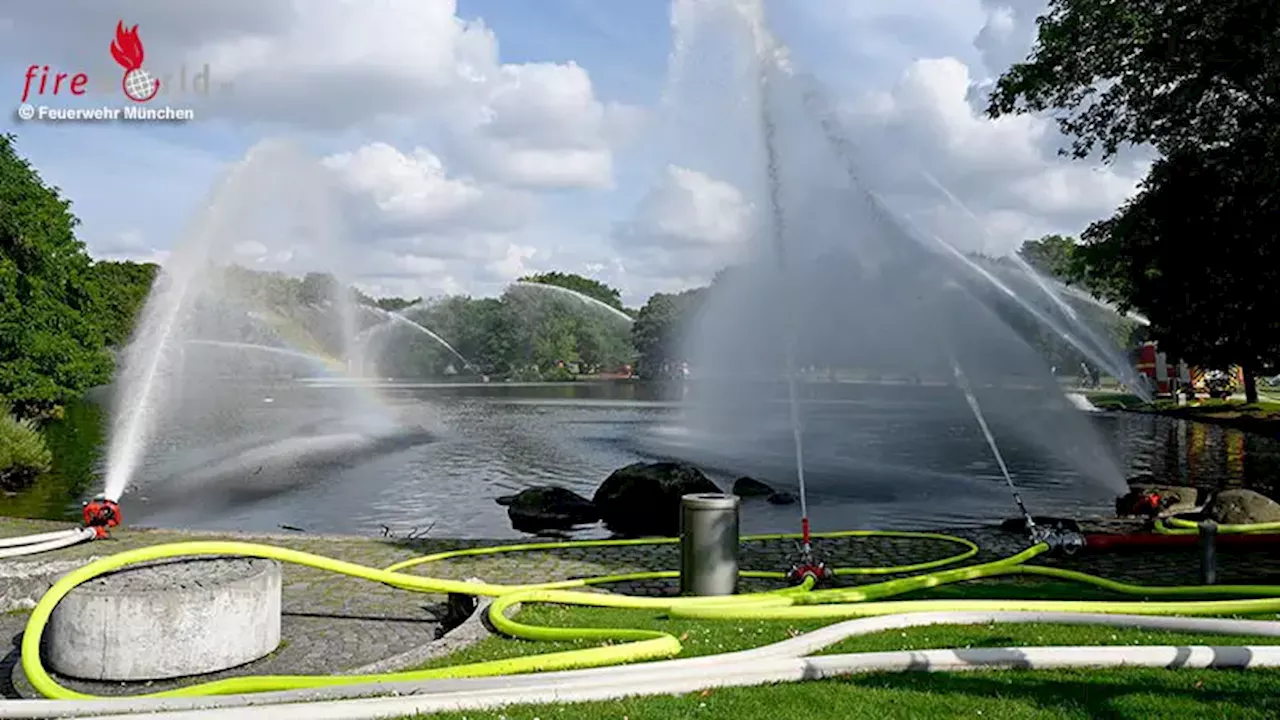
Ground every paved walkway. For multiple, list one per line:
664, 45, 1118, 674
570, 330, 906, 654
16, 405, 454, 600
3, 517, 1279, 699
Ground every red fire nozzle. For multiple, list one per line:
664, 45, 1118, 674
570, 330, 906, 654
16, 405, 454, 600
82, 497, 121, 539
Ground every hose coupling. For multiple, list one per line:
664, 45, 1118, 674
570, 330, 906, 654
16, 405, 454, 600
82, 497, 121, 539
787, 543, 833, 585
1030, 524, 1085, 555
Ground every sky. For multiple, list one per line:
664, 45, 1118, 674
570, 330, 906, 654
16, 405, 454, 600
1, 0, 1152, 307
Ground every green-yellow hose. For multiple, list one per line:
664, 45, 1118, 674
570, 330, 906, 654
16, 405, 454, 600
1154, 516, 1280, 535
20, 528, 1280, 702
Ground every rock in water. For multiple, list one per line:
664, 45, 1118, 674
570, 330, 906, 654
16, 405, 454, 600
592, 462, 720, 536
766, 491, 797, 506
495, 487, 599, 533
733, 476, 774, 498
1205, 489, 1280, 525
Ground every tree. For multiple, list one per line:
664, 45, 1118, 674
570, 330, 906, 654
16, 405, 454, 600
987, 0, 1280, 160
0, 134, 113, 418
298, 272, 338, 306
1075, 133, 1280, 402
631, 289, 704, 378
519, 271, 624, 311
989, 0, 1280, 402
374, 296, 420, 312
86, 260, 159, 347
1017, 235, 1078, 280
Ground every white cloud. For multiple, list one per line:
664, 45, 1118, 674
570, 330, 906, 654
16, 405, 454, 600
89, 229, 169, 265
842, 55, 1146, 255
613, 165, 753, 284
7, 0, 636, 191
973, 0, 1048, 77
311, 141, 547, 298
7, 0, 1159, 307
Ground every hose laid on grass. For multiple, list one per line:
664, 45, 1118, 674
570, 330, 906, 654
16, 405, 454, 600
13, 529, 1280, 718
0, 527, 96, 559
0, 528, 88, 549
10, 612, 1280, 720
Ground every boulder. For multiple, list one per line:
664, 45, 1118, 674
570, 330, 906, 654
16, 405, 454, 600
1205, 489, 1280, 525
592, 462, 720, 537
733, 476, 774, 498
766, 491, 797, 506
495, 487, 599, 533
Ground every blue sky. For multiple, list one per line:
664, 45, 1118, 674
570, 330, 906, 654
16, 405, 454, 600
2, 0, 1148, 306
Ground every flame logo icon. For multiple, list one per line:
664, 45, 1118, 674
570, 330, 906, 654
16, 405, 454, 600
110, 21, 160, 103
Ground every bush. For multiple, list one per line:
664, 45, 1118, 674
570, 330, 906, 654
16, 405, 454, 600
0, 404, 53, 490
544, 365, 576, 382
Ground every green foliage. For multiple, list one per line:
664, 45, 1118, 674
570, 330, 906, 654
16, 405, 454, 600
1017, 235, 1078, 280
543, 364, 575, 382
990, 1, 1280, 401
0, 403, 52, 490
631, 288, 704, 379
86, 260, 159, 347
1075, 131, 1280, 398
987, 0, 1280, 159
519, 271, 624, 311
298, 272, 338, 306
0, 134, 112, 419
374, 296, 420, 312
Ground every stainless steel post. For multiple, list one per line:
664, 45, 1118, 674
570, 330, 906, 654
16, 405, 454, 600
1199, 520, 1218, 585
680, 493, 741, 596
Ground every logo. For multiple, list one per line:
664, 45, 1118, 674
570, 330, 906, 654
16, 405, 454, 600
15, 19, 229, 124
110, 22, 160, 103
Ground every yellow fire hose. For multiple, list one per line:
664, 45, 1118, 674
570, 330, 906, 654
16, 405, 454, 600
19, 527, 1280, 702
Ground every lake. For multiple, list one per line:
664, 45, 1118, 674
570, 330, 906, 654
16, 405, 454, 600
6, 382, 1280, 538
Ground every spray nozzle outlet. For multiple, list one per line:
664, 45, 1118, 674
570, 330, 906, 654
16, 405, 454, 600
1030, 524, 1085, 556
82, 497, 121, 539
787, 541, 833, 586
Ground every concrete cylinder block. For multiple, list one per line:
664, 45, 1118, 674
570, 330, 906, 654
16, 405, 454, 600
46, 557, 281, 681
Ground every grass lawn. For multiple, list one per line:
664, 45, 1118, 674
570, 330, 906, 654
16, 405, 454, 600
1084, 392, 1280, 436
398, 578, 1280, 719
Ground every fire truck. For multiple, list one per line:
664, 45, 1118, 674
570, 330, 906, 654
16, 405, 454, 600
1134, 342, 1241, 399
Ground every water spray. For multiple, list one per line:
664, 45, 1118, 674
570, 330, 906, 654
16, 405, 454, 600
754, 43, 826, 585
947, 355, 1033, 528
947, 355, 1084, 552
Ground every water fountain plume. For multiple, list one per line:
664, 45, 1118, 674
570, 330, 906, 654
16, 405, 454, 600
101, 140, 414, 509
356, 305, 475, 372
913, 169, 1151, 401
510, 281, 634, 325
638, 0, 1128, 525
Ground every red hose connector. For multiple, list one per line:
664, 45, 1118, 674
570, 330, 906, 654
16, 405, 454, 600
82, 497, 121, 539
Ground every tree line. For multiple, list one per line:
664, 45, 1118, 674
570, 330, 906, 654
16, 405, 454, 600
13, 0, 1280, 413
0, 126, 1144, 430
1, 134, 159, 420
985, 0, 1280, 402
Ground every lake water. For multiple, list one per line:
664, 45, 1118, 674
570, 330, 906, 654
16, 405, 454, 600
6, 382, 1280, 539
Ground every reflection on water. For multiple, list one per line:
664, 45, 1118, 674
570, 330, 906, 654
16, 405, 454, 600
4, 382, 1279, 538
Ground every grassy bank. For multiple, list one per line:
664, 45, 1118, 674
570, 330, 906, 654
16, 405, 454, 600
399, 580, 1280, 720
1084, 391, 1280, 437
406, 667, 1280, 719
4, 517, 1280, 717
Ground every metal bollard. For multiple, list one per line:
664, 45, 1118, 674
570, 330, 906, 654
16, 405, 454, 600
680, 493, 741, 596
1199, 520, 1218, 585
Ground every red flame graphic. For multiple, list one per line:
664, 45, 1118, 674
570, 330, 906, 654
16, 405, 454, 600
110, 21, 145, 71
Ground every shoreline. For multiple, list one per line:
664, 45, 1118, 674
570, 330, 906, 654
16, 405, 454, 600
1084, 390, 1280, 437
